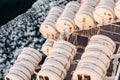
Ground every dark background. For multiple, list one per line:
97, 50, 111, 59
0, 0, 37, 26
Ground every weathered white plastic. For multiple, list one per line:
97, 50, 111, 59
72, 67, 103, 80
9, 69, 29, 80
56, 17, 75, 34
94, 0, 115, 25
16, 47, 42, 67
46, 56, 70, 71
16, 59, 36, 68
17, 53, 38, 65
44, 16, 58, 24
40, 6, 63, 39
83, 0, 100, 6
41, 65, 65, 79
89, 39, 115, 52
23, 47, 42, 59
53, 40, 76, 56
90, 35, 116, 53
65, 2, 80, 13
115, 0, 120, 19
49, 6, 63, 14
72, 34, 114, 80
74, 4, 96, 30
90, 35, 115, 47
80, 56, 106, 72
5, 72, 24, 80
49, 48, 73, 61
65, 1, 80, 8
40, 23, 59, 39
56, 1, 80, 35
48, 52, 68, 59
42, 58, 65, 70
37, 40, 75, 80
75, 13, 95, 30
20, 50, 40, 62
77, 62, 105, 76
37, 69, 61, 80
6, 47, 42, 80
15, 61, 35, 74
85, 44, 113, 59
115, 0, 119, 3
9, 64, 31, 80
42, 45, 52, 55
78, 4, 95, 17
41, 39, 55, 55
46, 13, 60, 19
53, 44, 74, 56
81, 51, 110, 67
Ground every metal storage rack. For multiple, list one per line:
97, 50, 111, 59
65, 21, 120, 80
32, 22, 120, 80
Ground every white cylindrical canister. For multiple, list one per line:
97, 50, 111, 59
46, 56, 70, 71
74, 4, 96, 30
20, 50, 40, 62
37, 40, 75, 80
49, 6, 63, 15
85, 44, 113, 59
40, 23, 59, 39
8, 69, 29, 80
17, 53, 38, 65
78, 4, 95, 15
65, 1, 80, 14
72, 34, 114, 80
60, 11, 75, 19
65, 1, 80, 8
9, 64, 31, 80
115, 0, 120, 19
37, 69, 61, 80
49, 48, 73, 61
15, 61, 35, 74
5, 47, 42, 80
41, 39, 55, 55
94, 0, 115, 25
56, 1, 80, 35
79, 56, 106, 72
89, 35, 116, 53
82, 0, 100, 7
72, 67, 103, 80
16, 57, 37, 68
77, 62, 105, 76
53, 40, 76, 56
53, 44, 74, 56
5, 72, 24, 80
81, 51, 110, 68
44, 16, 58, 24
23, 47, 42, 60
56, 17, 76, 34
41, 65, 65, 79
42, 58, 65, 70
39, 6, 63, 39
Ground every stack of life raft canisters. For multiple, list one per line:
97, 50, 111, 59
5, 0, 120, 80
